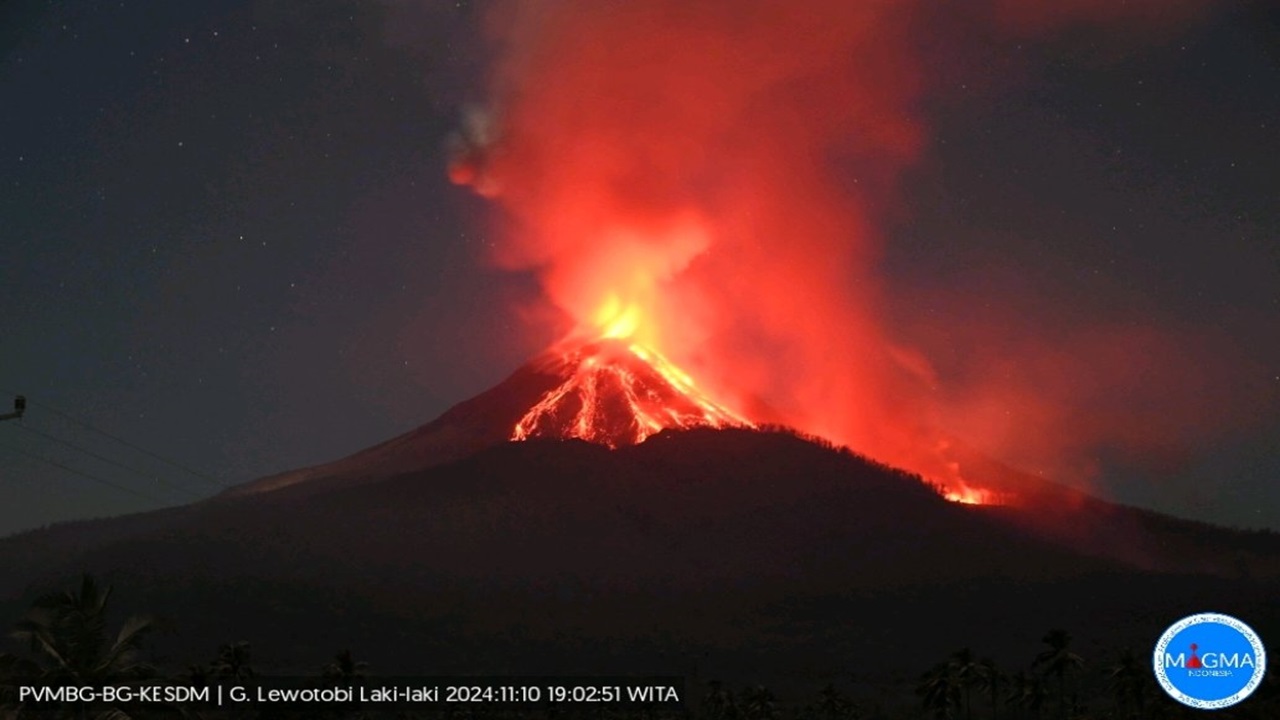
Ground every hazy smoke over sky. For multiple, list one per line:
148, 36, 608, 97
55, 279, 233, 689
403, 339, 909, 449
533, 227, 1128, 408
449, 0, 1257, 491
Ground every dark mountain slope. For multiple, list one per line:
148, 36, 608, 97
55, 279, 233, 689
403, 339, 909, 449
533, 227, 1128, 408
1, 428, 1276, 686
2, 430, 1123, 596
223, 352, 568, 496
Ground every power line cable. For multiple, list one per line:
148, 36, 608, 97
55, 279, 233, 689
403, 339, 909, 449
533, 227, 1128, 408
0, 457, 60, 494
0, 438, 167, 504
0, 392, 229, 489
11, 423, 207, 500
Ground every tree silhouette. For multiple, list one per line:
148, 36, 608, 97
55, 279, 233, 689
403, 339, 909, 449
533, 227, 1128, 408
811, 682, 860, 719
918, 660, 960, 719
950, 648, 981, 720
210, 640, 255, 680
1006, 670, 1047, 720
7, 575, 154, 683
0, 575, 154, 719
1032, 629, 1083, 720
703, 680, 738, 720
738, 685, 777, 720
976, 656, 1002, 720
1105, 647, 1148, 719
321, 649, 368, 683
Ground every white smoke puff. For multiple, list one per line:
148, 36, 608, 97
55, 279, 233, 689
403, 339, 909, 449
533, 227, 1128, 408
447, 104, 504, 197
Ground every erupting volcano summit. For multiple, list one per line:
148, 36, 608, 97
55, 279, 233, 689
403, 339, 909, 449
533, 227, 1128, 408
230, 305, 1011, 509
512, 338, 753, 448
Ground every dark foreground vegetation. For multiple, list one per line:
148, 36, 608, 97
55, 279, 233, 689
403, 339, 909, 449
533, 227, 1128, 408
1, 577, 1276, 719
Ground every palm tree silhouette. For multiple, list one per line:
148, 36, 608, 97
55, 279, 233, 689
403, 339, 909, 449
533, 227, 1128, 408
10, 575, 153, 682
210, 640, 255, 680
1006, 670, 1047, 720
703, 680, 738, 720
1105, 647, 1148, 719
0, 574, 154, 719
813, 682, 859, 719
976, 656, 1002, 720
322, 649, 369, 683
739, 685, 777, 720
918, 660, 960, 719
1032, 629, 1084, 720
950, 648, 981, 720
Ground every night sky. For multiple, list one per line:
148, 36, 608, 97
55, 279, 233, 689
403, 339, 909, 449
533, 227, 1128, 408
2, 1, 1277, 536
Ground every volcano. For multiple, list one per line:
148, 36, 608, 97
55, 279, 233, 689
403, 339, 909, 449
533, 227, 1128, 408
135, 340, 1280, 587
228, 336, 753, 496
224, 335, 1057, 517
1, 349, 1279, 703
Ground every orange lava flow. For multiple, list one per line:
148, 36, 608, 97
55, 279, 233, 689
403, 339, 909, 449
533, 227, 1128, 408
512, 337, 753, 448
944, 485, 992, 506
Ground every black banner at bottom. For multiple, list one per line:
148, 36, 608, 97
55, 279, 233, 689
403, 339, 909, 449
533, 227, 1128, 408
5, 675, 686, 712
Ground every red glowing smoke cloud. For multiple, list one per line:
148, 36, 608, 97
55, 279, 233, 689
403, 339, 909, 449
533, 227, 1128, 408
451, 0, 1229, 490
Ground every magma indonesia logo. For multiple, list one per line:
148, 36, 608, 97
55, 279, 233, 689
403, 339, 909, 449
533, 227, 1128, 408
1154, 612, 1267, 710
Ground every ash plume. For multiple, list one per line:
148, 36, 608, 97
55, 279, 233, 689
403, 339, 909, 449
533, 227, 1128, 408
447, 0, 1250, 492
